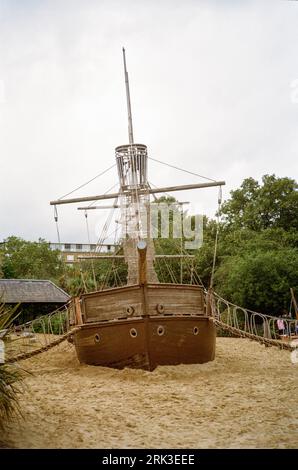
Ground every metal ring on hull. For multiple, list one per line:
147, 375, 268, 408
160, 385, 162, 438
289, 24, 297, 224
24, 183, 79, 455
157, 325, 165, 336
156, 304, 165, 314
130, 328, 138, 338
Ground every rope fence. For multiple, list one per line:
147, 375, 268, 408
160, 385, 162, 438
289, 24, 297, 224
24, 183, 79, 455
3, 290, 298, 364
210, 291, 298, 351
3, 302, 76, 363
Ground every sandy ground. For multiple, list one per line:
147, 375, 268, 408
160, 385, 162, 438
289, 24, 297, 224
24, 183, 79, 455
3, 338, 298, 449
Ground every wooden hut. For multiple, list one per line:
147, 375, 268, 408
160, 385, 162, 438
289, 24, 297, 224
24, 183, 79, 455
0, 279, 70, 322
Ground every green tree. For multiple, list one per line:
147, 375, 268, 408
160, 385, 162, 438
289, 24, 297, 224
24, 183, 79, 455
214, 248, 298, 315
193, 217, 219, 287
198, 174, 298, 313
0, 236, 64, 282
220, 174, 298, 231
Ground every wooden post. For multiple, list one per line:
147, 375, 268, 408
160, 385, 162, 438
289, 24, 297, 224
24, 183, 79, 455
206, 288, 213, 316
137, 240, 147, 286
290, 288, 298, 320
74, 297, 83, 325
137, 240, 152, 369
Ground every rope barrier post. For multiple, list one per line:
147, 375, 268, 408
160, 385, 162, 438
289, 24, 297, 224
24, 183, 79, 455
74, 297, 83, 325
206, 287, 213, 316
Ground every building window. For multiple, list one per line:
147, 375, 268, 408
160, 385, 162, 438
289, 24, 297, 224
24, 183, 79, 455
67, 255, 74, 262
64, 244, 71, 250
76, 244, 82, 250
90, 244, 96, 251
107, 245, 111, 251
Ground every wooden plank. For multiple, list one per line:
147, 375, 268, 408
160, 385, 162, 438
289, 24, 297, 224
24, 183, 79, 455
73, 316, 215, 370
83, 288, 143, 321
74, 319, 149, 369
78, 254, 195, 260
81, 283, 204, 322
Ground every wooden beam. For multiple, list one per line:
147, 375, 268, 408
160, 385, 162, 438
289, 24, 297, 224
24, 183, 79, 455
77, 254, 195, 260
156, 255, 195, 259
78, 255, 125, 260
77, 201, 190, 210
50, 181, 225, 206
148, 181, 225, 196
77, 205, 120, 210
50, 191, 120, 206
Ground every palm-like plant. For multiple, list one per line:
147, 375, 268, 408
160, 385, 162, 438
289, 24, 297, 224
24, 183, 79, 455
0, 303, 24, 432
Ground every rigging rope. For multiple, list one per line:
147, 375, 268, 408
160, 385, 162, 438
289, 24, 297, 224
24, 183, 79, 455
148, 180, 173, 199
54, 205, 61, 244
95, 197, 118, 249
210, 185, 222, 289
148, 157, 217, 182
148, 187, 205, 287
58, 163, 116, 200
86, 182, 119, 208
53, 205, 67, 274
84, 210, 97, 289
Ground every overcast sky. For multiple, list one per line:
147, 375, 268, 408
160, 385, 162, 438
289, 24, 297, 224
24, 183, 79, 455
0, 0, 297, 244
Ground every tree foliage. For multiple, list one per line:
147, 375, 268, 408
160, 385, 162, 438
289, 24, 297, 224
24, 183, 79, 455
207, 174, 298, 315
214, 248, 298, 314
220, 174, 298, 231
0, 237, 64, 281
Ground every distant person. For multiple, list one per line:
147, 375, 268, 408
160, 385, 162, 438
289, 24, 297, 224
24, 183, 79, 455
277, 318, 285, 336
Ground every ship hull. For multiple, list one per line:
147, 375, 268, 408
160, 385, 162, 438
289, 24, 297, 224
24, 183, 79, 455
71, 283, 216, 371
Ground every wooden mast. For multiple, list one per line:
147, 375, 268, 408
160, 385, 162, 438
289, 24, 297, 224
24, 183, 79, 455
123, 47, 134, 145
49, 48, 225, 290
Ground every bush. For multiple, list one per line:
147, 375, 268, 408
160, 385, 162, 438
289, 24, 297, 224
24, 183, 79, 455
0, 304, 25, 436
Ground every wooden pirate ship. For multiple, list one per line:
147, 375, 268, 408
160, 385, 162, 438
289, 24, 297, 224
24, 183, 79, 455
50, 49, 225, 371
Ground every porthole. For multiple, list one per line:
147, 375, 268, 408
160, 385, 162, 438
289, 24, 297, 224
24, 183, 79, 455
130, 328, 138, 338
193, 326, 199, 336
94, 333, 100, 343
157, 325, 165, 336
156, 304, 165, 314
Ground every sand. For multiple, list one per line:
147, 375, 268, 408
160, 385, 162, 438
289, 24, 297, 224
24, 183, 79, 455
3, 338, 298, 449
